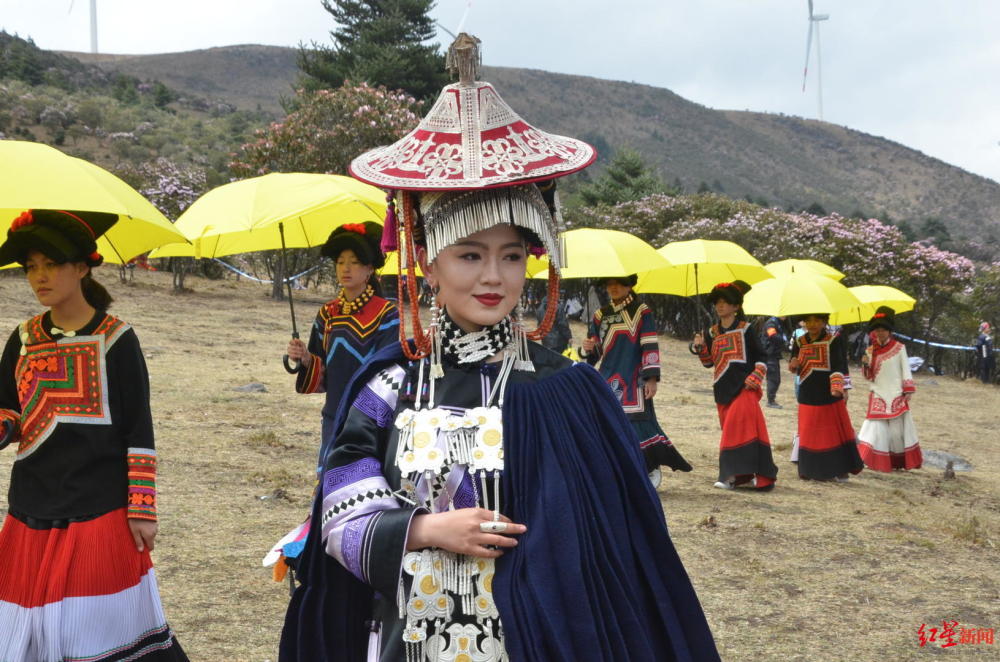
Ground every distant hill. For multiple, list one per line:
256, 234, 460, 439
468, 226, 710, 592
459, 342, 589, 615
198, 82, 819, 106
68, 45, 299, 115
54, 45, 1000, 251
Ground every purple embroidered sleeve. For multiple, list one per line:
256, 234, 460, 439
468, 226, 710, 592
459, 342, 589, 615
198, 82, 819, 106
321, 458, 401, 582
350, 365, 406, 428
340, 511, 380, 582
354, 386, 395, 428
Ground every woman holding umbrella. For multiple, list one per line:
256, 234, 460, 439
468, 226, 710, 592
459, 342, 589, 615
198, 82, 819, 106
788, 313, 864, 481
581, 274, 692, 488
0, 210, 187, 661
286, 221, 400, 464
690, 281, 778, 491
279, 34, 720, 662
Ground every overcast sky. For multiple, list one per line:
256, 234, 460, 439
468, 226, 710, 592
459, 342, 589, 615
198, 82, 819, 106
3, 0, 998, 184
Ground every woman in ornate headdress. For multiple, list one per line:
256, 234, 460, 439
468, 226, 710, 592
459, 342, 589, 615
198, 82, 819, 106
857, 307, 921, 472
788, 312, 864, 481
0, 210, 187, 661
285, 221, 400, 464
581, 274, 692, 488
690, 281, 778, 491
279, 35, 720, 662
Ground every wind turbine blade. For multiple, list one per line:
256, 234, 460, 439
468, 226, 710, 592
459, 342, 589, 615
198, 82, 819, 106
808, 0, 814, 19
802, 20, 813, 92
455, 1, 473, 35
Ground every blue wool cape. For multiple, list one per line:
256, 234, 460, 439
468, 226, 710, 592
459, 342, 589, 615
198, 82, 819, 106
279, 343, 720, 662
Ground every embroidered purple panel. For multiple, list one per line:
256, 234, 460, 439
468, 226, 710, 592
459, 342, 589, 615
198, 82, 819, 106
341, 512, 376, 582
324, 457, 383, 497
353, 386, 395, 428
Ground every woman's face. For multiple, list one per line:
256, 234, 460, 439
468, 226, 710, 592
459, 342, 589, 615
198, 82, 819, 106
714, 299, 739, 319
23, 250, 87, 309
605, 279, 632, 302
423, 224, 527, 333
335, 249, 373, 295
873, 327, 892, 344
804, 315, 828, 337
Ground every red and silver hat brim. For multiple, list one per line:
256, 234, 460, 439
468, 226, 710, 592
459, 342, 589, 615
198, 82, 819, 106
349, 81, 596, 191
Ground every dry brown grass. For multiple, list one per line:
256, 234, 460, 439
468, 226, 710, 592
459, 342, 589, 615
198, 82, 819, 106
1, 269, 998, 661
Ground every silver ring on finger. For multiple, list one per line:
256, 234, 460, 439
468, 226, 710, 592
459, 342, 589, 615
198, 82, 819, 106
479, 521, 508, 534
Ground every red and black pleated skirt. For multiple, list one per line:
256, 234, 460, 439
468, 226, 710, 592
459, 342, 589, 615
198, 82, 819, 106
796, 399, 864, 480
0, 507, 187, 661
716, 388, 778, 487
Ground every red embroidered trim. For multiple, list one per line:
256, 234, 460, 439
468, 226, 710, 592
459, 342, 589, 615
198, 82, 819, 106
127, 450, 157, 520
745, 362, 766, 390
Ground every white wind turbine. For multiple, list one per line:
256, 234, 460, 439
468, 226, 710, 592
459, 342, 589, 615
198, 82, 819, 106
801, 0, 829, 120
69, 0, 99, 54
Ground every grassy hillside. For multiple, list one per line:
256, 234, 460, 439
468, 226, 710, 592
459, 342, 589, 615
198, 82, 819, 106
69, 45, 299, 116
42, 43, 1000, 250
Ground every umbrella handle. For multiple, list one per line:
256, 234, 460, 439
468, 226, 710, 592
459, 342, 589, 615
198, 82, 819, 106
283, 331, 302, 374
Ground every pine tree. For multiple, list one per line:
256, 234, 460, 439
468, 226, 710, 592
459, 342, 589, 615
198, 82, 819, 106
298, 0, 448, 102
578, 148, 667, 207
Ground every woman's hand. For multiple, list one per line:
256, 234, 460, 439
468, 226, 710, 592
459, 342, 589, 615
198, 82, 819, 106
286, 338, 312, 368
692, 332, 704, 351
643, 379, 658, 399
128, 518, 157, 553
788, 357, 799, 372
582, 337, 597, 353
406, 508, 526, 558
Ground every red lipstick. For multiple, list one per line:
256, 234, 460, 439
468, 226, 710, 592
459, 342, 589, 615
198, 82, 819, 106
474, 294, 503, 307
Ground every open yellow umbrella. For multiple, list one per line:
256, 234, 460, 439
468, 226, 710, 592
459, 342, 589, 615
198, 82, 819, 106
0, 140, 186, 264
149, 173, 385, 257
635, 239, 771, 296
829, 285, 916, 325
743, 271, 862, 316
765, 258, 845, 281
529, 228, 671, 279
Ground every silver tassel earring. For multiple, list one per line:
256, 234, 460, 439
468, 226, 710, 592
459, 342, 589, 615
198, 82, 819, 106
429, 288, 444, 379
513, 303, 535, 372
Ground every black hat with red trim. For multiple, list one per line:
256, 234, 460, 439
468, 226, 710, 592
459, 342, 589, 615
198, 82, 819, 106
321, 221, 385, 269
0, 209, 118, 267
868, 306, 895, 332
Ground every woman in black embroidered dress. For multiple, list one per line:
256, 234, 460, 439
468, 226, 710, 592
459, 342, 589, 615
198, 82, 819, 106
581, 274, 692, 488
690, 281, 778, 491
788, 313, 864, 481
0, 209, 187, 661
285, 221, 400, 462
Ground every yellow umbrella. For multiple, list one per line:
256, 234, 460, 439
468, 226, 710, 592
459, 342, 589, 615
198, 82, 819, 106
0, 140, 187, 265
529, 228, 671, 279
635, 239, 771, 296
149, 173, 385, 257
765, 258, 845, 281
829, 285, 916, 325
743, 271, 862, 316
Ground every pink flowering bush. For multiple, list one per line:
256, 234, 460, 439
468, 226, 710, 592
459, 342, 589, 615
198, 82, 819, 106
114, 157, 205, 220
229, 82, 421, 177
